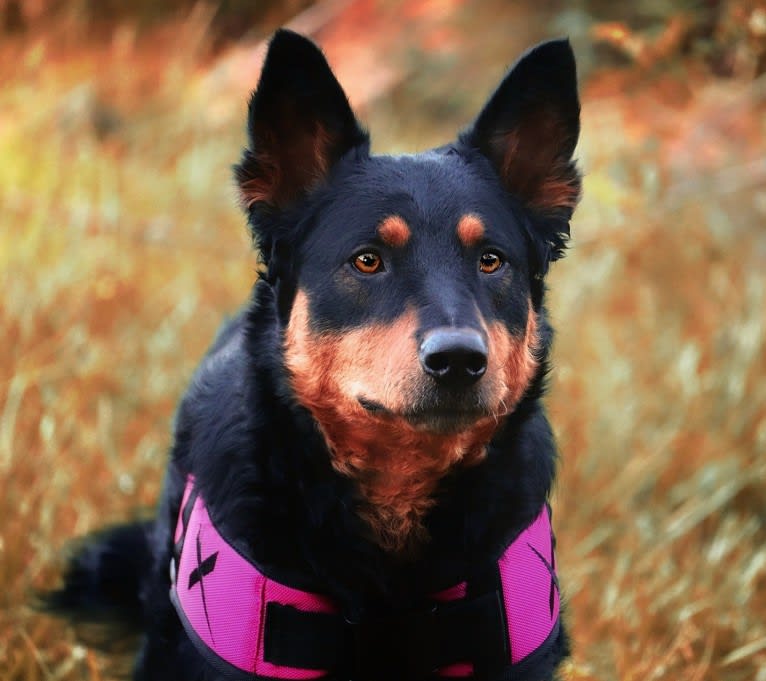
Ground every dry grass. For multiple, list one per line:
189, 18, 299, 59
2, 3, 765, 679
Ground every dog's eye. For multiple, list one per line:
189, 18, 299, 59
353, 252, 383, 274
479, 251, 503, 274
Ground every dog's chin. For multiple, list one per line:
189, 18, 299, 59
404, 409, 489, 434
356, 396, 491, 434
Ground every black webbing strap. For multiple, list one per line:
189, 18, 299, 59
263, 590, 507, 681
263, 604, 346, 671
173, 486, 199, 565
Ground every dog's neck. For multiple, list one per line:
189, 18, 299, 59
302, 402, 501, 553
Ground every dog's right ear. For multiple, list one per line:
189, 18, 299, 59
234, 30, 368, 214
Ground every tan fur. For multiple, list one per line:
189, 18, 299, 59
456, 214, 485, 247
377, 215, 411, 248
485, 302, 540, 410
284, 291, 539, 552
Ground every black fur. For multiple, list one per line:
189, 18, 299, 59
44, 29, 580, 681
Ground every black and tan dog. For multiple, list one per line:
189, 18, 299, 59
46, 29, 581, 681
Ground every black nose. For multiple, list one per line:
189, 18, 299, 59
419, 328, 488, 387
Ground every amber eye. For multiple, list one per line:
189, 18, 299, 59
479, 251, 503, 274
353, 252, 383, 274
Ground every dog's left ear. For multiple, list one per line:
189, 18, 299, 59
234, 29, 368, 213
462, 39, 580, 261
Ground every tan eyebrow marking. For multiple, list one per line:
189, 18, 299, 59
456, 214, 485, 247
377, 215, 411, 248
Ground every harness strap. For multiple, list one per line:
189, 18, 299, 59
264, 590, 506, 681
264, 604, 344, 671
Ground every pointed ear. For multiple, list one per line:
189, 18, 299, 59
463, 39, 581, 224
234, 30, 368, 212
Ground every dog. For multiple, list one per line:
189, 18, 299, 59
45, 29, 581, 681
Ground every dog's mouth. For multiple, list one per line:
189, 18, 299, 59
356, 395, 493, 434
356, 396, 388, 414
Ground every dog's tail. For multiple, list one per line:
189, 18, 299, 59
41, 520, 153, 646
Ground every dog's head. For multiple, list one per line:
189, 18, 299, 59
235, 30, 580, 549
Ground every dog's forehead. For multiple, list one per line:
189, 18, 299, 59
321, 151, 515, 239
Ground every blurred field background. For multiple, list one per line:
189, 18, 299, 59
2, 0, 765, 679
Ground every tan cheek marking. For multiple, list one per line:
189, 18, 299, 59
456, 214, 485, 247
333, 311, 420, 412
486, 303, 539, 413
284, 290, 317, 393
377, 215, 411, 248
284, 291, 421, 419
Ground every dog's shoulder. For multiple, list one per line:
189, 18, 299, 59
172, 311, 255, 462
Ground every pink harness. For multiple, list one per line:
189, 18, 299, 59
170, 478, 560, 680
